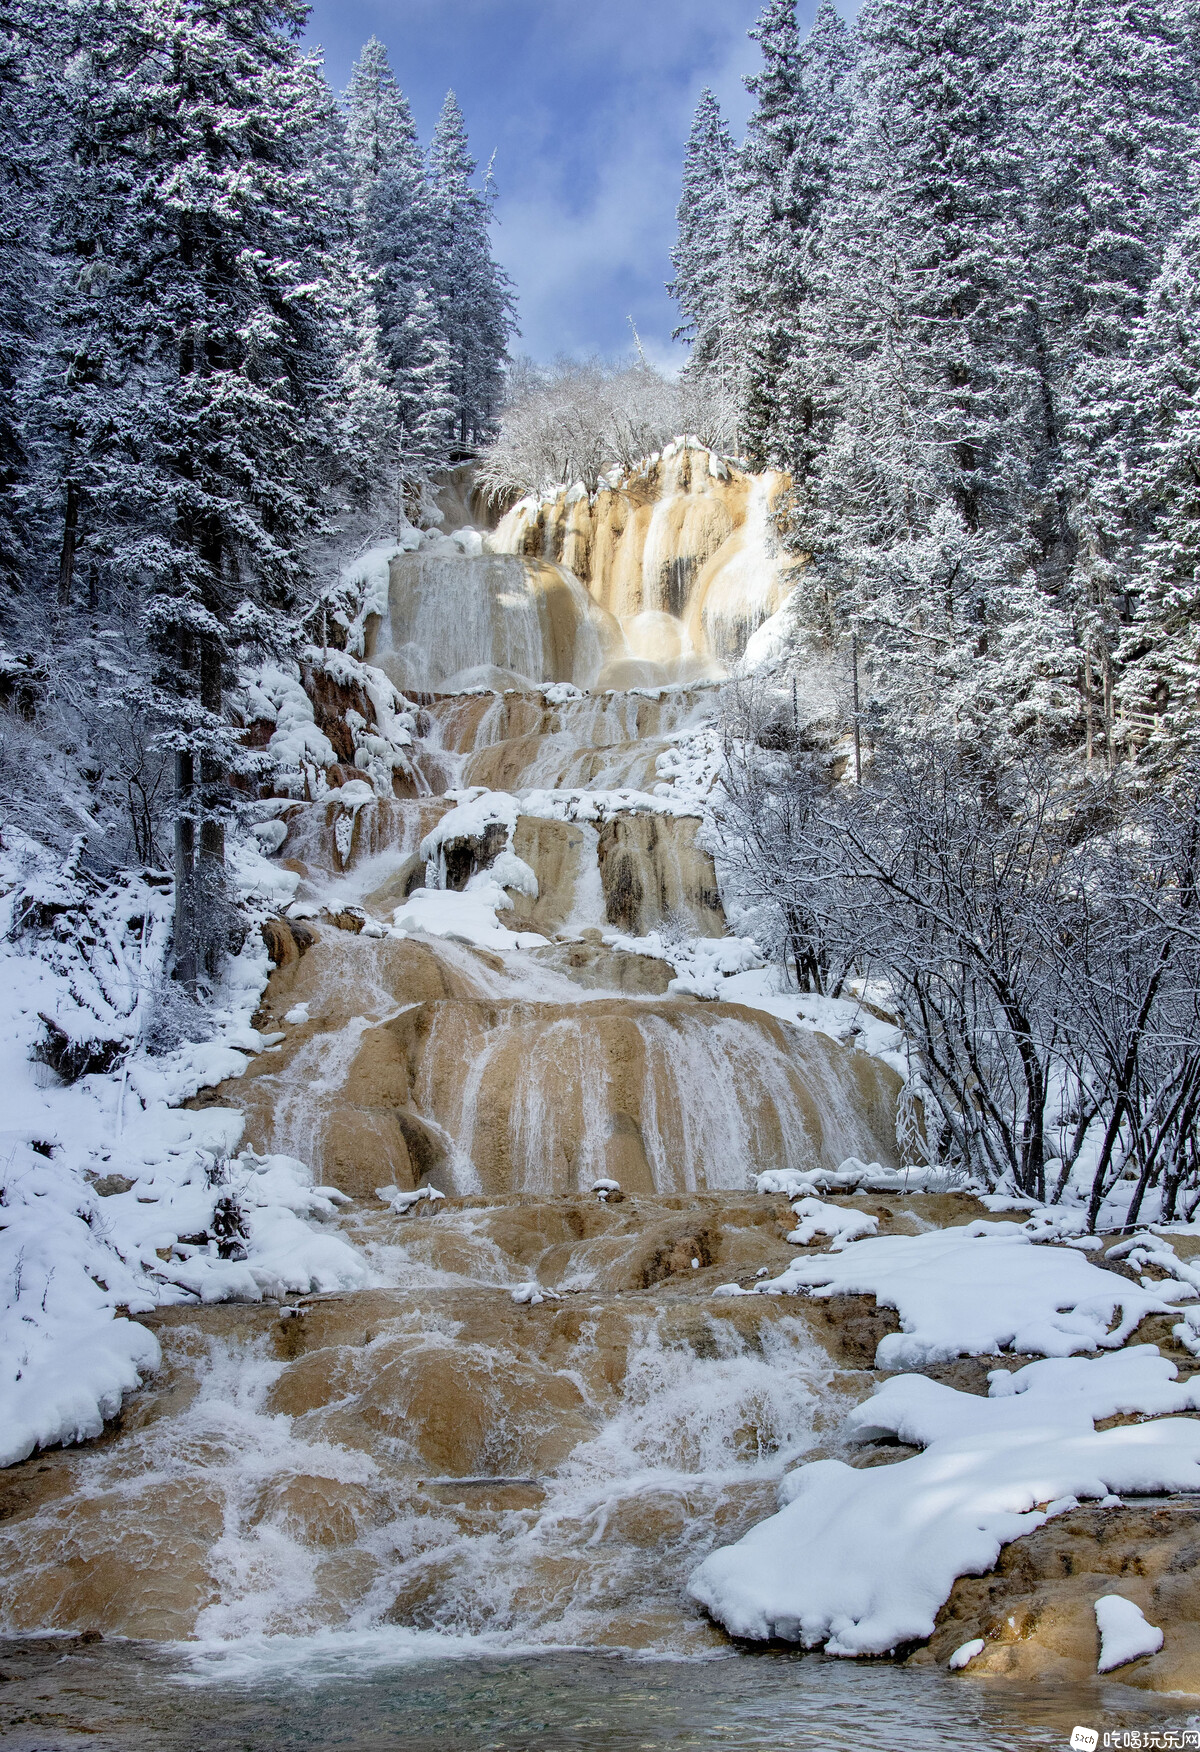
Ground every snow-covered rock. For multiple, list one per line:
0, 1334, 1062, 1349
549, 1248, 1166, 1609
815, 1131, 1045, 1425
785, 1197, 879, 1250
1095, 1595, 1164, 1672
689, 1348, 1200, 1657
511, 1281, 561, 1306
716, 1222, 1176, 1367
391, 879, 548, 952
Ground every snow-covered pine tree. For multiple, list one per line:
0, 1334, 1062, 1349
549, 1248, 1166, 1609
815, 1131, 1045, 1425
726, 0, 802, 467
344, 35, 453, 483
327, 234, 401, 515
669, 89, 736, 387
116, 0, 353, 981
730, 0, 854, 474
344, 35, 416, 208
797, 0, 1057, 744
1021, 0, 1200, 756
18, 0, 160, 624
0, 0, 49, 607
393, 285, 456, 479
826, 0, 1038, 544
1121, 208, 1200, 758
426, 92, 516, 453
297, 50, 397, 520
766, 0, 854, 483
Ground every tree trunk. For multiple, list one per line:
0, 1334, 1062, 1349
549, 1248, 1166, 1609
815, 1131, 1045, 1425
58, 479, 80, 611
173, 748, 196, 988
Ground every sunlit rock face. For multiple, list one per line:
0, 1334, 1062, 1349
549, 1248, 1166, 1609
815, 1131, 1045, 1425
489, 441, 798, 682
199, 923, 901, 1204
363, 443, 798, 695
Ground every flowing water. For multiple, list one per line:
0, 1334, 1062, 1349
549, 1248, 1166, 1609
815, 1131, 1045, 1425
0, 1638, 1188, 1750
2, 467, 1189, 1744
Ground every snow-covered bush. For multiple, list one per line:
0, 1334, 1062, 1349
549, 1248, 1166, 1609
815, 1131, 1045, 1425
476, 357, 738, 500
715, 715, 1200, 1224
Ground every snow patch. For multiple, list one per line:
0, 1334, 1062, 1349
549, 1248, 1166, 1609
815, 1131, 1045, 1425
1095, 1595, 1164, 1672
391, 880, 547, 952
717, 1223, 1176, 1367
690, 1347, 1200, 1657
785, 1198, 879, 1250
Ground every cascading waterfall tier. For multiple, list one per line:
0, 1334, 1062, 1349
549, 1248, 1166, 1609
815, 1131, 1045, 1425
370, 551, 623, 694
0, 1237, 851, 1650
0, 462, 910, 1665
488, 440, 799, 683
213, 938, 900, 1200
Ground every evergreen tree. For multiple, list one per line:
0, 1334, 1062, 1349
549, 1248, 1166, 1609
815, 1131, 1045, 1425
1021, 0, 1200, 750
344, 35, 449, 479
819, 0, 1039, 549
19, 0, 157, 623
109, 0, 353, 980
327, 235, 401, 512
426, 92, 516, 451
0, 0, 49, 608
1122, 210, 1200, 756
394, 285, 456, 477
668, 89, 735, 381
303, 53, 397, 518
730, 0, 854, 473
786, 0, 1064, 745
344, 34, 416, 207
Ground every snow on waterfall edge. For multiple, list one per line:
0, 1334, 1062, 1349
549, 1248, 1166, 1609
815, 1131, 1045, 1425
689, 1346, 1200, 1658
0, 830, 370, 1471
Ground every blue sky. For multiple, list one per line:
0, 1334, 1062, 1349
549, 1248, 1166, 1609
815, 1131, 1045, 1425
301, 1, 848, 369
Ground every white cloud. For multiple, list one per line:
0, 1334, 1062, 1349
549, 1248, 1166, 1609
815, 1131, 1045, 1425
487, 0, 764, 359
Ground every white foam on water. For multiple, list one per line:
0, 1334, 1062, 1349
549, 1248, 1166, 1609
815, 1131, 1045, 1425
41, 1305, 840, 1673
339, 1314, 841, 1654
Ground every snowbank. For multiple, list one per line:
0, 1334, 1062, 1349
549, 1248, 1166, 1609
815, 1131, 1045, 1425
690, 1347, 1200, 1656
753, 1161, 949, 1199
391, 878, 548, 952
520, 786, 705, 825
0, 835, 370, 1470
785, 1197, 879, 1249
716, 1221, 1176, 1366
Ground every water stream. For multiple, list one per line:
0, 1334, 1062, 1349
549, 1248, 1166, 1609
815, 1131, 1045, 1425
2, 471, 1187, 1743
1, 1637, 1186, 1750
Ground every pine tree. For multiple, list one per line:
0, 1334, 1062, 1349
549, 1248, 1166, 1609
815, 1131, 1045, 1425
395, 285, 456, 476
669, 89, 735, 381
344, 35, 416, 207
327, 237, 401, 513
426, 92, 516, 451
1121, 211, 1200, 756
813, 0, 1040, 547
104, 0, 353, 981
1021, 0, 1200, 751
344, 34, 449, 484
0, 0, 49, 608
788, 0, 1064, 744
22, 0, 170, 624
730, 0, 854, 473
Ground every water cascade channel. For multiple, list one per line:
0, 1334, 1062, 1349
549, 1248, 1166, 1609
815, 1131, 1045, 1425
0, 448, 1178, 1748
